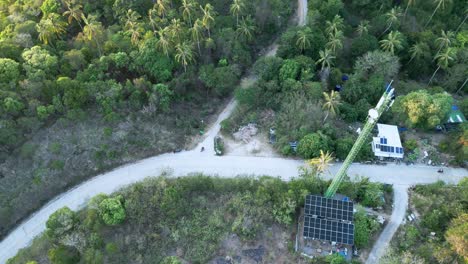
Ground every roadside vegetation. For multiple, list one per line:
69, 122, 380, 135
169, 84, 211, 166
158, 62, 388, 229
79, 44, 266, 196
222, 0, 467, 165
384, 179, 468, 263
0, 0, 294, 238
8, 172, 391, 264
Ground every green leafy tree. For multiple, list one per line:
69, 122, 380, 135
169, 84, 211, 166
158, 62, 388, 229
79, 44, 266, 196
351, 33, 378, 59
151, 83, 174, 112
48, 245, 80, 264
3, 97, 24, 115
22, 46, 58, 79
46, 207, 76, 240
380, 31, 404, 54
0, 58, 20, 83
279, 59, 300, 82
393, 90, 453, 128
354, 50, 400, 80
297, 132, 333, 159
445, 213, 468, 261
98, 196, 126, 225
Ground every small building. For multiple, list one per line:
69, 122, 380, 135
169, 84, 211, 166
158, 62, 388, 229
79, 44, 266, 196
372, 124, 404, 159
443, 105, 466, 131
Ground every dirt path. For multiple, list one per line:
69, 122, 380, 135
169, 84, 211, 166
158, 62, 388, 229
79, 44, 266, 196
366, 185, 409, 264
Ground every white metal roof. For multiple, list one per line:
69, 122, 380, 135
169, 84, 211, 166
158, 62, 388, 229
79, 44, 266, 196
376, 124, 402, 148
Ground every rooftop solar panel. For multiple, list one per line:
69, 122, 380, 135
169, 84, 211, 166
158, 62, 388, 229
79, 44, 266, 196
303, 215, 354, 245
304, 195, 353, 222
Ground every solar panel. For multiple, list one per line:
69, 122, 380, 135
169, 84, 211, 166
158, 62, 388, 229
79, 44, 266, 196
304, 195, 353, 222
303, 216, 354, 245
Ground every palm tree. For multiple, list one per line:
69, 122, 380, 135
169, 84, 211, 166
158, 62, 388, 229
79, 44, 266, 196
175, 41, 194, 72
308, 150, 334, 173
169, 18, 183, 43
455, 10, 467, 33
325, 15, 344, 36
148, 7, 159, 32
382, 7, 402, 36
380, 31, 403, 54
236, 17, 255, 42
190, 19, 203, 54
404, 0, 416, 17
36, 14, 67, 45
316, 49, 335, 71
125, 10, 142, 46
428, 47, 455, 86
82, 14, 103, 55
63, 0, 83, 29
356, 20, 369, 36
230, 0, 245, 26
201, 4, 216, 38
296, 27, 311, 52
326, 30, 343, 53
435, 30, 454, 55
155, 0, 169, 18
180, 0, 195, 27
407, 42, 426, 64
156, 27, 171, 56
322, 90, 341, 122
425, 0, 449, 28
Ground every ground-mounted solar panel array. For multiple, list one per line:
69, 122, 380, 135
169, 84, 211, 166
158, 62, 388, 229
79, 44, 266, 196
305, 195, 354, 222
303, 216, 355, 245
303, 195, 355, 245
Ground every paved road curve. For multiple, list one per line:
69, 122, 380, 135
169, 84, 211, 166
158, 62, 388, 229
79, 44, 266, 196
1, 0, 466, 262
0, 150, 466, 262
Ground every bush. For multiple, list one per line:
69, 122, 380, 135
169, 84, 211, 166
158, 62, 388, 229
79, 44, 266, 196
403, 139, 418, 153
46, 207, 76, 240
98, 196, 126, 225
354, 209, 379, 248
297, 132, 333, 159
48, 245, 80, 264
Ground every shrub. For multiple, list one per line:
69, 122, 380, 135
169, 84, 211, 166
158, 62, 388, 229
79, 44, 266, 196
98, 196, 126, 225
297, 132, 333, 159
46, 207, 76, 240
403, 139, 418, 153
47, 245, 80, 264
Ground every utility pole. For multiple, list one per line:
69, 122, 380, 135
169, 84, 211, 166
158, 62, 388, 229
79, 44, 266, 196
324, 81, 396, 198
